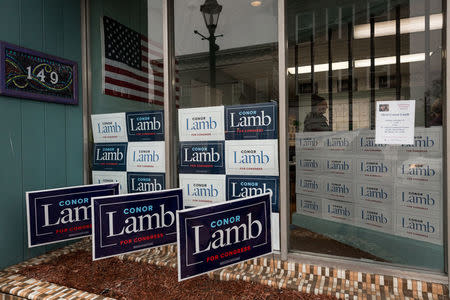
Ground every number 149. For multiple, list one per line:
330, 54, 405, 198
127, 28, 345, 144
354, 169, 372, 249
26, 66, 59, 84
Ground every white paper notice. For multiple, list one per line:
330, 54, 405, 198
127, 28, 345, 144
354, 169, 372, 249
375, 100, 415, 145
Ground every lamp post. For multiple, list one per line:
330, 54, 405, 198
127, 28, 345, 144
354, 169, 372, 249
194, 0, 223, 103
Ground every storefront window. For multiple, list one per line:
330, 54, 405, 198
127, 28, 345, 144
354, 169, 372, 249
88, 0, 165, 191
288, 0, 445, 271
89, 0, 164, 114
173, 0, 280, 248
174, 0, 278, 109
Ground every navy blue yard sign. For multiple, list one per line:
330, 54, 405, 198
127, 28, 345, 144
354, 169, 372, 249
26, 183, 119, 247
92, 143, 128, 171
127, 172, 165, 193
0, 41, 78, 105
224, 102, 277, 140
179, 141, 225, 174
226, 175, 279, 213
92, 188, 183, 260
126, 110, 164, 141
177, 193, 272, 281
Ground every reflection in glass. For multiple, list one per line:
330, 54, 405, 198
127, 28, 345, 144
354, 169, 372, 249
175, 0, 278, 108
194, 0, 223, 102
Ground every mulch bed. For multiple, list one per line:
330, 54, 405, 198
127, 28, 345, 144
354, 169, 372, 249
18, 250, 336, 300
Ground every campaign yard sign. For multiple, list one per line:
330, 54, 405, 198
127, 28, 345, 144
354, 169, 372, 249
180, 174, 226, 207
91, 110, 165, 143
127, 172, 165, 193
224, 102, 277, 140
92, 188, 183, 260
92, 143, 128, 171
178, 106, 225, 141
26, 183, 119, 247
91, 113, 128, 143
177, 193, 272, 281
177, 102, 280, 250
225, 140, 278, 176
126, 141, 165, 173
91, 110, 166, 199
92, 171, 127, 194
179, 141, 225, 174
126, 110, 164, 141
226, 175, 279, 213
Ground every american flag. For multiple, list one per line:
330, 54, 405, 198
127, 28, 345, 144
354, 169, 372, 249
102, 16, 179, 106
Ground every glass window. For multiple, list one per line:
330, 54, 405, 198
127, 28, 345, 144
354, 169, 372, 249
89, 0, 164, 114
173, 0, 280, 248
288, 0, 445, 271
175, 0, 278, 109
88, 0, 165, 191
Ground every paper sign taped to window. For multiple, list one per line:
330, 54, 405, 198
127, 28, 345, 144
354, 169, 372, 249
375, 100, 415, 145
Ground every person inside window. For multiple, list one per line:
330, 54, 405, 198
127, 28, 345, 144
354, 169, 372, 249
303, 94, 330, 132
429, 98, 442, 126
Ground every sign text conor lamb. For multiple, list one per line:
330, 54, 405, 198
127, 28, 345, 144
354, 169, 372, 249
26, 183, 119, 247
177, 193, 272, 281
92, 188, 183, 260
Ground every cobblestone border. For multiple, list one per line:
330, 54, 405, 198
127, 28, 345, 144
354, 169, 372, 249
0, 293, 26, 300
0, 239, 448, 300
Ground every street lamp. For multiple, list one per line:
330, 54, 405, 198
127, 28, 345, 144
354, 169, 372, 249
194, 0, 223, 102
200, 0, 222, 36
